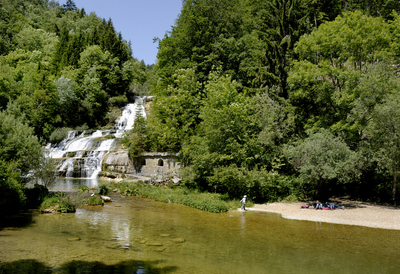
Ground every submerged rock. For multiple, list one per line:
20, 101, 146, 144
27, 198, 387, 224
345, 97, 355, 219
172, 238, 185, 243
160, 234, 170, 237
147, 242, 163, 246
101, 196, 112, 202
155, 247, 166, 252
41, 205, 59, 213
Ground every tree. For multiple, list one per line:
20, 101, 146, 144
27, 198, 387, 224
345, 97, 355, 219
288, 11, 392, 136
294, 11, 391, 70
156, 0, 243, 86
147, 68, 201, 152
186, 73, 262, 193
55, 75, 79, 125
80, 66, 107, 126
263, 0, 311, 97
0, 159, 25, 213
123, 111, 148, 159
288, 130, 355, 198
256, 88, 295, 149
0, 101, 43, 212
63, 0, 77, 11
33, 156, 57, 188
366, 92, 400, 201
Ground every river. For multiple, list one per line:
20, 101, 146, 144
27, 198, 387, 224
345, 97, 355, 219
1, 181, 400, 273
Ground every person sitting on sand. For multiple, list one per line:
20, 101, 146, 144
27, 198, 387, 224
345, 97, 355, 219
315, 200, 323, 210
326, 201, 335, 210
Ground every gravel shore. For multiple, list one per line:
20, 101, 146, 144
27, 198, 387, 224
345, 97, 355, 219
246, 199, 400, 230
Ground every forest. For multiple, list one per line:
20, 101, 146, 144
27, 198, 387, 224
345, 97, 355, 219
2, 0, 400, 212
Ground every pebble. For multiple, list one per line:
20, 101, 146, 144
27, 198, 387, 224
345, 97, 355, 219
147, 242, 163, 246
172, 238, 185, 243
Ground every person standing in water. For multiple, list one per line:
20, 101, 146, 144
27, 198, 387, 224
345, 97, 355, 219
240, 195, 247, 210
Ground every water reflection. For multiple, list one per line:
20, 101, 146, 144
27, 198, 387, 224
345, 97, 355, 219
240, 211, 246, 237
49, 178, 100, 191
2, 184, 400, 273
0, 259, 177, 274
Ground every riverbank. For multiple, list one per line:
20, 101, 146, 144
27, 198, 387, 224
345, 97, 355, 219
246, 198, 400, 230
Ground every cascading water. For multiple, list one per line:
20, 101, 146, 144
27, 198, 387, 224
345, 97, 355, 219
46, 96, 149, 179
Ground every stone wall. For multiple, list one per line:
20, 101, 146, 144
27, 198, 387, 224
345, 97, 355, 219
103, 150, 180, 177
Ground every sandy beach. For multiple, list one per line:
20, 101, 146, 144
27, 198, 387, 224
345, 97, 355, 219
247, 198, 400, 230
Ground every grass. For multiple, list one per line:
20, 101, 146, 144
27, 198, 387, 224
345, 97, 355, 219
98, 182, 110, 195
113, 180, 248, 213
82, 196, 104, 206
40, 192, 77, 213
40, 188, 105, 213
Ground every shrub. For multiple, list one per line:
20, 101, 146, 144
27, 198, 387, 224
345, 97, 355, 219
104, 134, 116, 139
109, 95, 128, 107
77, 185, 90, 192
40, 192, 76, 213
0, 160, 26, 213
49, 127, 72, 144
98, 182, 110, 195
82, 196, 104, 206
75, 124, 89, 131
114, 181, 238, 213
24, 183, 49, 208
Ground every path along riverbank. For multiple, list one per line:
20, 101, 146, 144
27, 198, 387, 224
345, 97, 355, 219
245, 199, 400, 230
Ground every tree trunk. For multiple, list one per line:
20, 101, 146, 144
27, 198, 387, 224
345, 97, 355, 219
314, 179, 322, 199
393, 164, 397, 202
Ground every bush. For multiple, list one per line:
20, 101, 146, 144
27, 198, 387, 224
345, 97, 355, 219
0, 160, 26, 214
77, 185, 90, 192
98, 182, 110, 195
75, 124, 89, 131
49, 127, 72, 144
82, 196, 104, 206
40, 192, 76, 213
109, 95, 128, 107
24, 183, 49, 208
114, 181, 238, 213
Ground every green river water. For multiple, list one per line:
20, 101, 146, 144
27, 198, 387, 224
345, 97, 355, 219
1, 179, 400, 273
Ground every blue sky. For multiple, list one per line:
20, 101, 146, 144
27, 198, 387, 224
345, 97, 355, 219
74, 0, 183, 65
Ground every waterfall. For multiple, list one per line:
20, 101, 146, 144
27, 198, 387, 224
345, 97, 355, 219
115, 96, 147, 138
47, 96, 150, 179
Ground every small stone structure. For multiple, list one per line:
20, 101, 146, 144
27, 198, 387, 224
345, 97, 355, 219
103, 149, 180, 178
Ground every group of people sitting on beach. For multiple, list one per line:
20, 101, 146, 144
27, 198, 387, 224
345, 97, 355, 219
301, 200, 343, 210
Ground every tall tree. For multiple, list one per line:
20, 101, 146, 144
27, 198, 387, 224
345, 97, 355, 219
63, 0, 77, 11
264, 0, 311, 97
289, 130, 355, 198
366, 92, 400, 202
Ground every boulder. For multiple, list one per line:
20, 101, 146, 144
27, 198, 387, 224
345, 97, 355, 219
101, 196, 112, 202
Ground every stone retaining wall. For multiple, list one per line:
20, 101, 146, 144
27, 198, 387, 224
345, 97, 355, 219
103, 150, 180, 177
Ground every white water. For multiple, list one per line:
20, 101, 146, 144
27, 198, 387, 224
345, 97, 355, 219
115, 96, 147, 138
47, 96, 149, 179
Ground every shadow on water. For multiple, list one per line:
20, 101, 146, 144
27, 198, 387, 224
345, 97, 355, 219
0, 211, 35, 231
0, 259, 178, 274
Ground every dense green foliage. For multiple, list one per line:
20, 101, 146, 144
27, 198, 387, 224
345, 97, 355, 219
40, 192, 76, 213
134, 1, 400, 203
0, 0, 150, 139
0, 103, 43, 213
0, 0, 152, 213
3, 0, 400, 210
115, 180, 243, 213
81, 196, 104, 206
